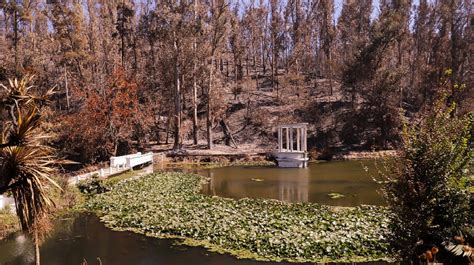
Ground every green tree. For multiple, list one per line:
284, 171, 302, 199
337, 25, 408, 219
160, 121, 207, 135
380, 80, 473, 262
115, 0, 135, 69
341, 1, 410, 149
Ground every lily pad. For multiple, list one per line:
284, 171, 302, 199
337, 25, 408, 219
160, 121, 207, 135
251, 178, 264, 182
327, 192, 345, 199
85, 172, 390, 263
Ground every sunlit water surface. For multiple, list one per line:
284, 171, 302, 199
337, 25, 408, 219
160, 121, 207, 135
200, 160, 384, 206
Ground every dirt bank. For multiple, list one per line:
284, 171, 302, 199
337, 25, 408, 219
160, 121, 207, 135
147, 143, 397, 163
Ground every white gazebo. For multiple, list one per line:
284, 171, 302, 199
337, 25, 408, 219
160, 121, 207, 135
275, 123, 309, 168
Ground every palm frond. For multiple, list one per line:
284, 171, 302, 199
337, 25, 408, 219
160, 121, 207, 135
0, 75, 61, 234
1, 75, 54, 108
442, 241, 474, 257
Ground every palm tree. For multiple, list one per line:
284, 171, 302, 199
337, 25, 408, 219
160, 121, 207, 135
0, 76, 59, 265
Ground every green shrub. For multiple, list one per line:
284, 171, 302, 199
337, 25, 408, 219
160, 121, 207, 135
379, 98, 473, 262
76, 175, 110, 195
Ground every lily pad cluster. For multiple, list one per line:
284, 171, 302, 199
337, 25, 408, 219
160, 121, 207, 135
85, 172, 391, 263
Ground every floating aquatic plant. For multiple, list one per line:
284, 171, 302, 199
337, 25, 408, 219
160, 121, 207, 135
327, 193, 345, 199
85, 172, 391, 263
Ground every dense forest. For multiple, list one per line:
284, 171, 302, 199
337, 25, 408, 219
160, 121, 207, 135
0, 0, 472, 163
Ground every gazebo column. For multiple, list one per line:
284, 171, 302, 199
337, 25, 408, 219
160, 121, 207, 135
278, 127, 282, 152
296, 128, 301, 151
303, 128, 307, 151
303, 128, 306, 151
289, 127, 293, 152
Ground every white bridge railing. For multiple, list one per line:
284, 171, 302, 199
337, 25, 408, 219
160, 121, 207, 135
106, 152, 153, 176
126, 152, 153, 169
110, 152, 141, 169
69, 152, 154, 185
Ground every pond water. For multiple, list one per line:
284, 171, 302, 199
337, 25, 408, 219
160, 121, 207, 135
200, 161, 384, 207
1, 161, 388, 264
0, 213, 389, 265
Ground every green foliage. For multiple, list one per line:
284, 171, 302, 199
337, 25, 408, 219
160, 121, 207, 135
85, 172, 391, 263
77, 169, 146, 196
104, 169, 144, 187
379, 98, 473, 261
76, 175, 110, 196
327, 193, 345, 199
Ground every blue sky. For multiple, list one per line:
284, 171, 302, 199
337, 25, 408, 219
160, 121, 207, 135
240, 0, 420, 23
334, 0, 420, 21
334, 0, 380, 21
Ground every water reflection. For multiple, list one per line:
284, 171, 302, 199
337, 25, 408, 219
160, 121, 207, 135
200, 161, 384, 206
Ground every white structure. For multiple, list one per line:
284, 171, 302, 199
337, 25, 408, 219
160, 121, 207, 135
69, 152, 154, 185
126, 152, 153, 169
275, 123, 309, 168
110, 152, 142, 169
108, 152, 153, 175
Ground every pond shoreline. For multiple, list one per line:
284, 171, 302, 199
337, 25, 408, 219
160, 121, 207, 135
162, 148, 397, 163
60, 147, 397, 178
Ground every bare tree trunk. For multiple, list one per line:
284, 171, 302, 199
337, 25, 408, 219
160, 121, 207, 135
165, 112, 170, 145
246, 55, 249, 76
34, 230, 40, 265
207, 54, 214, 149
271, 38, 275, 92
13, 8, 19, 72
65, 67, 70, 110
327, 53, 333, 97
254, 55, 258, 90
225, 60, 229, 77
220, 119, 238, 148
173, 32, 181, 150
120, 0, 126, 68
261, 39, 265, 75
192, 0, 199, 145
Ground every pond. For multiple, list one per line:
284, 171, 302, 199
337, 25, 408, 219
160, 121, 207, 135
200, 160, 383, 207
0, 213, 389, 265
1, 160, 388, 264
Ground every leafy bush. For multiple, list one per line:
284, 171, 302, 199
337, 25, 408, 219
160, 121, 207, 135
379, 98, 473, 262
76, 175, 110, 195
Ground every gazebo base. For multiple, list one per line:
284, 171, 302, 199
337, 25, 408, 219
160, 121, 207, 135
275, 152, 309, 168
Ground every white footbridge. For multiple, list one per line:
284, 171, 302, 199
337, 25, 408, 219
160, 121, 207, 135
69, 152, 154, 185
2, 152, 154, 210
